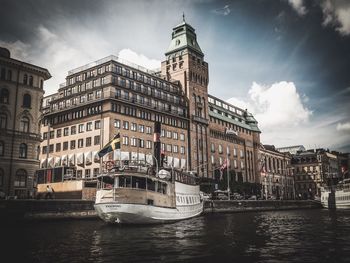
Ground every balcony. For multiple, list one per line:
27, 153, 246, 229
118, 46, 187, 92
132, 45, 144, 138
192, 115, 209, 125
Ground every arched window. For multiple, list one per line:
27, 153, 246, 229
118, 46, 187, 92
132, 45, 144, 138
0, 141, 4, 156
0, 113, 7, 129
40, 79, 44, 89
0, 168, 4, 187
0, 88, 9, 104
23, 94, 31, 108
23, 74, 28, 85
20, 117, 30, 132
14, 169, 27, 188
29, 75, 33, 86
19, 143, 27, 158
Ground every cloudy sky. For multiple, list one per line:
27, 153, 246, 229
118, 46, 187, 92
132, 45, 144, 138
1, 0, 349, 152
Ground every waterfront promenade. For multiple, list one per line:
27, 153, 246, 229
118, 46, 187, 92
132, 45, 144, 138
0, 199, 322, 221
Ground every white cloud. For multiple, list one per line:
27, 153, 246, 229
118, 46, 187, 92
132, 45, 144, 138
288, 0, 307, 16
336, 122, 350, 132
212, 5, 231, 16
226, 81, 316, 147
228, 81, 311, 131
320, 0, 350, 35
118, 49, 161, 70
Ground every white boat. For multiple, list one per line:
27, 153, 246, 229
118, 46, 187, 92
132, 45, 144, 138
94, 164, 204, 224
321, 178, 350, 209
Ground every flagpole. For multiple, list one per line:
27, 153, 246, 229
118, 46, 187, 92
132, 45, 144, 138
227, 150, 230, 200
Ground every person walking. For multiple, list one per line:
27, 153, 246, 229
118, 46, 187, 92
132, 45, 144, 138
45, 185, 54, 199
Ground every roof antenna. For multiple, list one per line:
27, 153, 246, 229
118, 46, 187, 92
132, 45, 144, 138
182, 12, 185, 22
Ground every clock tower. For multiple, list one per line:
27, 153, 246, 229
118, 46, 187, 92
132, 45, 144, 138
161, 16, 210, 177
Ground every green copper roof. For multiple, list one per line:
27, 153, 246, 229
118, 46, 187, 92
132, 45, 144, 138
165, 20, 203, 56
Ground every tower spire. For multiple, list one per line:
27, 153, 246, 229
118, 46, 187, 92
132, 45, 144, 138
182, 12, 185, 22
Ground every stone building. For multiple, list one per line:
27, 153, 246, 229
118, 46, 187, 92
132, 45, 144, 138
292, 149, 341, 199
0, 47, 51, 198
38, 18, 261, 194
258, 145, 294, 199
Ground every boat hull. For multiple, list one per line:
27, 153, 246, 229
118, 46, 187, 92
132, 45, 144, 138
321, 189, 350, 209
94, 202, 204, 224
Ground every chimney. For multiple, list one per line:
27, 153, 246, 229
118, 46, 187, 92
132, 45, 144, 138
153, 121, 161, 168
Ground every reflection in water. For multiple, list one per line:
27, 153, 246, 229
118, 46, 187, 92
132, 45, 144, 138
2, 210, 350, 262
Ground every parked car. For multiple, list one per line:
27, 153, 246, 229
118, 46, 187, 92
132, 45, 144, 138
213, 190, 229, 200
231, 192, 244, 200
200, 191, 211, 200
247, 195, 257, 200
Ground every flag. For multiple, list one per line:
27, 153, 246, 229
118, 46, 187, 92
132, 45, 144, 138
98, 133, 121, 157
220, 159, 228, 172
219, 159, 228, 181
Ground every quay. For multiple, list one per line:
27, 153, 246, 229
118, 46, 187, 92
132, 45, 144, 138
0, 199, 322, 222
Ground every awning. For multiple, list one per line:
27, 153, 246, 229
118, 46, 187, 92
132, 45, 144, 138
85, 151, 92, 165
61, 155, 68, 166
54, 156, 61, 167
174, 157, 180, 168
181, 158, 186, 169
69, 154, 76, 166
93, 151, 100, 163
77, 152, 84, 166
121, 151, 129, 160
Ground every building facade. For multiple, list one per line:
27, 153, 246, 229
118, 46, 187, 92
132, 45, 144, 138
259, 145, 294, 199
0, 47, 51, 198
38, 19, 261, 188
291, 149, 341, 199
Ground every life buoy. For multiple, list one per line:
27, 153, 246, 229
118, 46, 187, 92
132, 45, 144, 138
105, 161, 114, 171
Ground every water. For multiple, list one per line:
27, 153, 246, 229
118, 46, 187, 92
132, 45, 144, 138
3, 209, 350, 262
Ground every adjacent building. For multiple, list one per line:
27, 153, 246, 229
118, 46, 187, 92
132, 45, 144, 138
0, 47, 51, 198
259, 145, 294, 199
38, 18, 261, 196
291, 149, 341, 199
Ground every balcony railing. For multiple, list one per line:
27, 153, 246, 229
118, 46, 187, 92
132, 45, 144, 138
192, 115, 209, 125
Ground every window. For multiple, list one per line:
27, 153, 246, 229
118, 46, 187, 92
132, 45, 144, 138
0, 114, 7, 129
122, 136, 129, 145
173, 145, 178, 153
86, 122, 92, 131
20, 117, 30, 132
146, 126, 152, 134
78, 124, 84, 133
0, 141, 4, 156
166, 131, 172, 138
71, 126, 76, 135
78, 139, 84, 148
95, 120, 101, 129
180, 133, 185, 141
181, 146, 185, 154
167, 144, 172, 152
218, 145, 223, 154
14, 169, 27, 188
23, 94, 31, 108
139, 125, 144, 133
131, 123, 137, 131
123, 121, 129, 130
240, 149, 244, 158
70, 140, 76, 150
29, 75, 33, 86
64, 128, 69, 136
114, 119, 120, 128
131, 137, 137, 147
146, 140, 152, 149
85, 169, 91, 178
0, 88, 9, 104
56, 143, 61, 152
63, 142, 68, 150
19, 143, 27, 158
173, 132, 178, 140
86, 137, 92, 147
56, 129, 62, 138
94, 135, 100, 145
23, 74, 28, 85
211, 143, 215, 153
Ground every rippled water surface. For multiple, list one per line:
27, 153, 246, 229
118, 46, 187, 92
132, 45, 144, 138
3, 209, 350, 262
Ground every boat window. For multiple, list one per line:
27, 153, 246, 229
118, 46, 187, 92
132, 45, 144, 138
119, 176, 131, 188
147, 178, 156, 191
132, 176, 146, 189
157, 182, 167, 194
